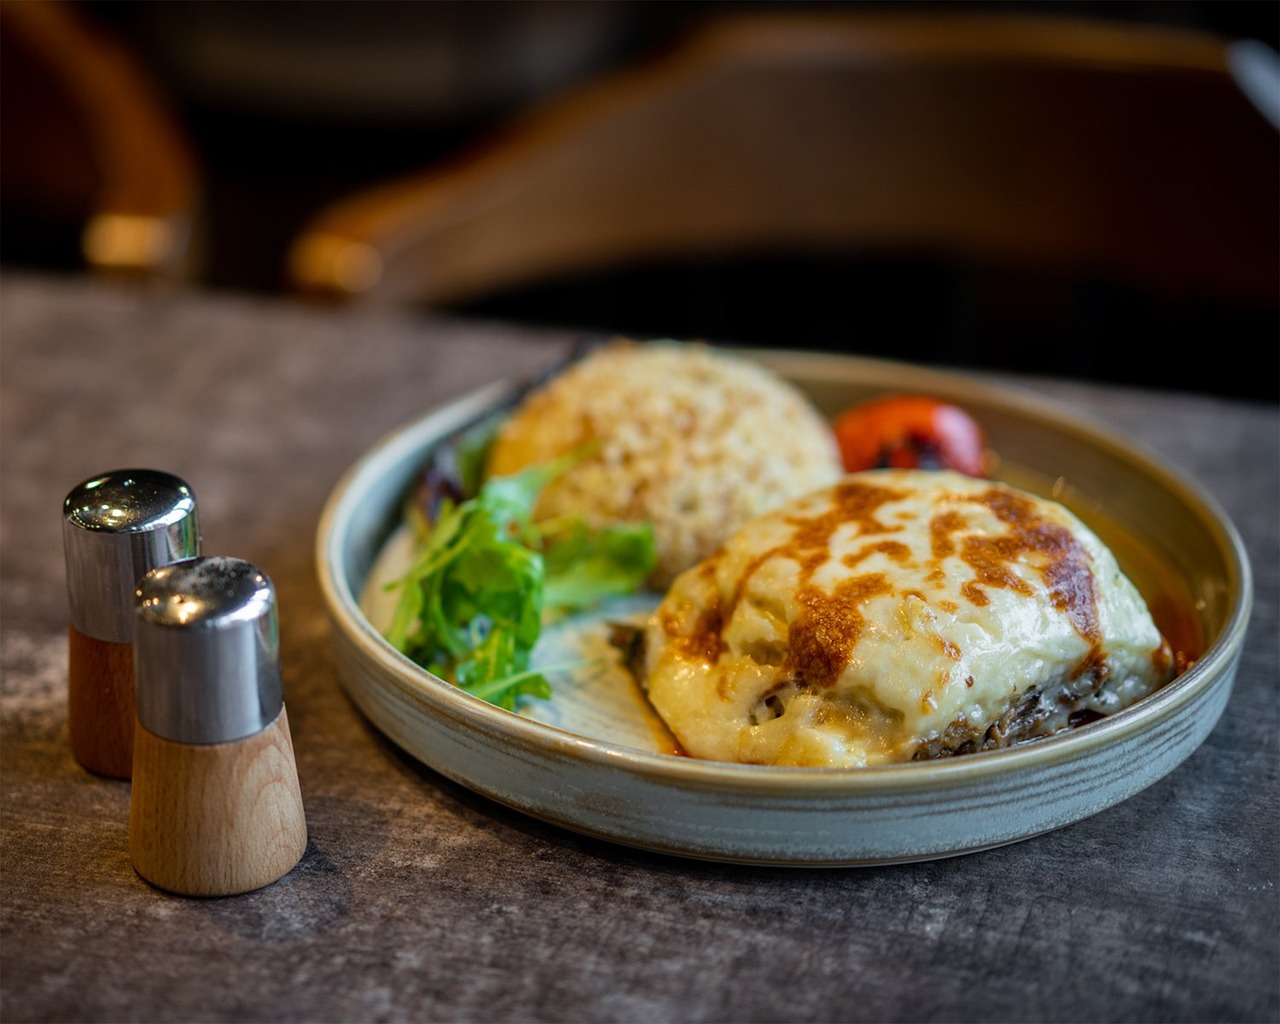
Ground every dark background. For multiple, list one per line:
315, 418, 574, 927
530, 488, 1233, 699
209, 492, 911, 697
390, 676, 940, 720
4, 0, 1278, 401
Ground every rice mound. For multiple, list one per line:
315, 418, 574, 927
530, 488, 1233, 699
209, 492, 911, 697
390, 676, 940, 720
486, 339, 844, 587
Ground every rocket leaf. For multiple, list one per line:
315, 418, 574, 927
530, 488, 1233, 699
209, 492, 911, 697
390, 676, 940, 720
383, 449, 654, 711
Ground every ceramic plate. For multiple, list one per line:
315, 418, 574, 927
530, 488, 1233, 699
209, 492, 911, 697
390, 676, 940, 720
316, 350, 1251, 866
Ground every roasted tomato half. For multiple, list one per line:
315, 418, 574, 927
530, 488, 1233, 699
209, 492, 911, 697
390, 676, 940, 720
833, 395, 987, 477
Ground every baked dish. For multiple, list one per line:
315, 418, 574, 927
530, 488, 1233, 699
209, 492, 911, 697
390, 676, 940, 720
636, 468, 1177, 767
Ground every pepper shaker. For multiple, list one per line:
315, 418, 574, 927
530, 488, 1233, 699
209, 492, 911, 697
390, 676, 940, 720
129, 556, 307, 897
63, 469, 200, 778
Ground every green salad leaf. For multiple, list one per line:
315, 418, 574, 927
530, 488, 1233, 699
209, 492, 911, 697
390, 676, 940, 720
383, 449, 655, 711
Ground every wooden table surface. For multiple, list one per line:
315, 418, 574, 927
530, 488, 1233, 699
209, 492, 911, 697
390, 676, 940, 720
2, 271, 1276, 1023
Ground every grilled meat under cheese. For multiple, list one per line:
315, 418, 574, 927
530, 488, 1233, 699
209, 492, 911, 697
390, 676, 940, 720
639, 469, 1175, 767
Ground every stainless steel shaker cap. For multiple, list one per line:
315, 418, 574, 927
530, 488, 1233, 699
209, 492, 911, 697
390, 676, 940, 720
63, 469, 201, 642
134, 556, 283, 745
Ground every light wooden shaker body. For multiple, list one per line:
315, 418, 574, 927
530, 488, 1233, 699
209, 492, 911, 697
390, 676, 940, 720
67, 624, 135, 778
130, 707, 307, 897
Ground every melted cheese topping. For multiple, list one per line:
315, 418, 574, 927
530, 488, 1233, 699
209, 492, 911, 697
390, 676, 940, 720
642, 469, 1175, 767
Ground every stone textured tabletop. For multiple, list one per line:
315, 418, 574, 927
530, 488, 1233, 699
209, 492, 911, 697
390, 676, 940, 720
2, 272, 1276, 1023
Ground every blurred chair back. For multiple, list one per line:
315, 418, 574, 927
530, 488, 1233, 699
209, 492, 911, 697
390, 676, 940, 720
1, 0, 200, 281
285, 12, 1277, 312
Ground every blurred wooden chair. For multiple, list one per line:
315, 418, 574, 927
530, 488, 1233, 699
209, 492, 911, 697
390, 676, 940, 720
285, 11, 1277, 313
1, 0, 200, 280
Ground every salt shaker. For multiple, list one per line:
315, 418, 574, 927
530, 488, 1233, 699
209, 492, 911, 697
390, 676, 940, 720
128, 556, 307, 897
62, 468, 200, 778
